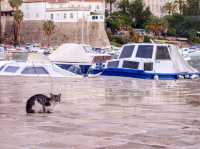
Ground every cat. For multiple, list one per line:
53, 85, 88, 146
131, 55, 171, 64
26, 93, 61, 114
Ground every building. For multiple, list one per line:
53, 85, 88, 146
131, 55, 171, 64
1, 0, 110, 48
21, 0, 105, 22
143, 0, 169, 17
1, 0, 13, 38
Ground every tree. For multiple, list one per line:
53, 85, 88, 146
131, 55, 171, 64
13, 10, 23, 44
9, 0, 22, 10
43, 20, 55, 47
145, 18, 168, 38
183, 0, 200, 16
174, 0, 187, 15
9, 0, 23, 44
128, 0, 152, 28
162, 1, 177, 15
106, 12, 132, 33
0, 0, 2, 42
106, 0, 116, 14
118, 0, 129, 14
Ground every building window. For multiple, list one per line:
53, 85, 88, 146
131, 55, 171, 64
26, 5, 29, 10
100, 16, 103, 20
92, 16, 98, 20
96, 5, 99, 9
36, 13, 39, 18
57, 13, 59, 20
64, 13, 67, 19
70, 13, 73, 18
50, 14, 54, 20
89, 5, 91, 9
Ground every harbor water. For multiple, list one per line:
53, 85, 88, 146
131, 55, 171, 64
0, 76, 200, 149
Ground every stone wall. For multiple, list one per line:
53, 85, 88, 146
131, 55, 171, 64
2, 20, 110, 48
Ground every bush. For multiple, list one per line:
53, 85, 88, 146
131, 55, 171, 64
192, 37, 200, 44
111, 35, 126, 45
144, 36, 151, 42
167, 28, 177, 36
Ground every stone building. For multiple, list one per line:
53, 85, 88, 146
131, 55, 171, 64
21, 0, 105, 22
143, 0, 169, 17
1, 0, 110, 48
1, 0, 13, 41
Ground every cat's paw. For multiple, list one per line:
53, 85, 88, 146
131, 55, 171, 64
46, 110, 52, 114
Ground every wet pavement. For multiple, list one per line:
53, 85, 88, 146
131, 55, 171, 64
0, 76, 200, 149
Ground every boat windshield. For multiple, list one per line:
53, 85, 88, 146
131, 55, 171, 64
136, 45, 153, 59
4, 66, 20, 73
21, 67, 49, 74
51, 64, 78, 76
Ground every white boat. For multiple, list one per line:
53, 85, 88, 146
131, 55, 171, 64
180, 47, 200, 57
0, 61, 80, 77
91, 43, 199, 80
49, 43, 112, 74
0, 46, 5, 60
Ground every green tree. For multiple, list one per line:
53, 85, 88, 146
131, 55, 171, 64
128, 0, 152, 28
9, 0, 23, 44
9, 0, 22, 10
106, 12, 132, 33
118, 0, 129, 14
13, 10, 23, 44
43, 20, 55, 47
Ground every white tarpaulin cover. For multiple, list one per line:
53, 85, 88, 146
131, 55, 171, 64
169, 45, 198, 73
49, 43, 92, 64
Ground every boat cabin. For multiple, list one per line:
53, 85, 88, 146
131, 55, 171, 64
0, 62, 79, 77
106, 43, 197, 74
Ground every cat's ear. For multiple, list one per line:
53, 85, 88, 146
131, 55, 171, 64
50, 93, 54, 97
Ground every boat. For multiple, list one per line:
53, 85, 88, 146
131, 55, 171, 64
91, 43, 199, 80
49, 43, 112, 75
0, 46, 5, 60
0, 61, 80, 77
179, 47, 200, 57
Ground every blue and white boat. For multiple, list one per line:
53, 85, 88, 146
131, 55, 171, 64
91, 43, 200, 80
49, 43, 112, 74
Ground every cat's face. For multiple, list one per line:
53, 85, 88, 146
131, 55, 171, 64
50, 93, 61, 103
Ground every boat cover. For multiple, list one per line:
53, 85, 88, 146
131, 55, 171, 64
49, 43, 92, 64
169, 45, 198, 73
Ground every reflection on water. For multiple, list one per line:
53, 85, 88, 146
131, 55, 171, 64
0, 76, 200, 149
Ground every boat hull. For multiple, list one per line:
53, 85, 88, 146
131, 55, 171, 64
91, 68, 199, 80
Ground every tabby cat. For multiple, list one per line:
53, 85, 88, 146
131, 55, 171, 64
26, 93, 61, 113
